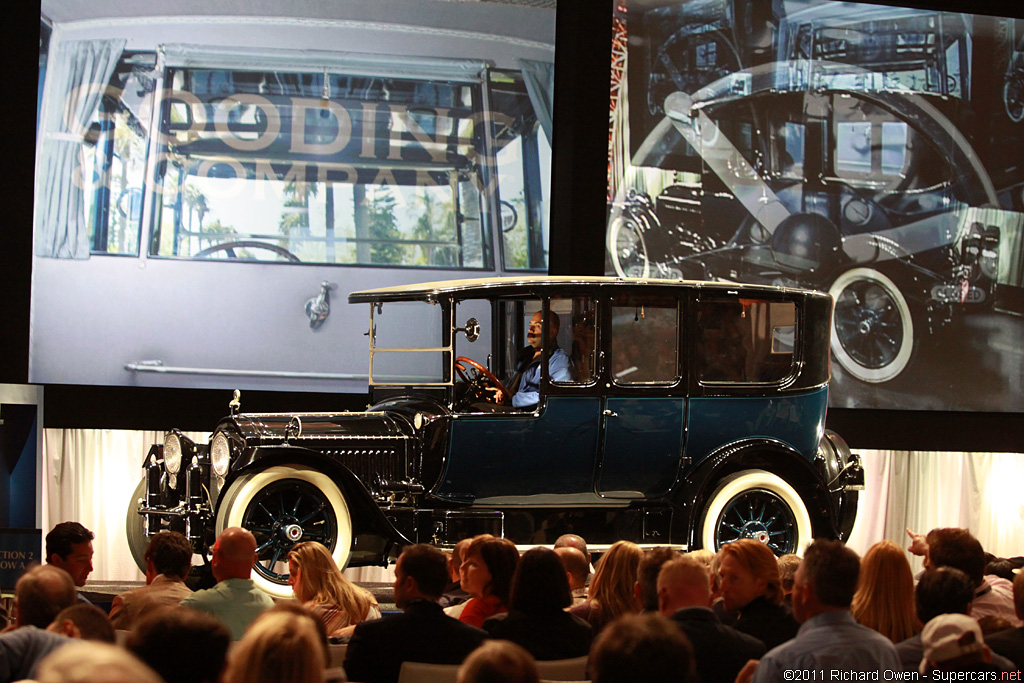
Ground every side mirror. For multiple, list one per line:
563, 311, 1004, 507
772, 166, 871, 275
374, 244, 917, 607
456, 317, 480, 343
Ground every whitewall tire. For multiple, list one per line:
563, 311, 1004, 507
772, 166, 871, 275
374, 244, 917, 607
829, 268, 914, 383
700, 469, 812, 556
215, 464, 352, 599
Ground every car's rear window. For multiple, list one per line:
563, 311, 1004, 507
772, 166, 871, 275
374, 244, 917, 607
696, 298, 797, 383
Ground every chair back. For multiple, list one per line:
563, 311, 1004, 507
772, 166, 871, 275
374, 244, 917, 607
535, 656, 588, 681
397, 660, 461, 683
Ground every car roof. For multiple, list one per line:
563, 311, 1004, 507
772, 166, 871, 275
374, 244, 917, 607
348, 275, 826, 304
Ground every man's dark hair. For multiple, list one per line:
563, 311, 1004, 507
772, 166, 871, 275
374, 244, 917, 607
590, 613, 696, 683
128, 607, 231, 683
45, 521, 94, 562
800, 539, 860, 608
399, 544, 450, 598
916, 566, 975, 623
53, 603, 115, 642
510, 546, 572, 614
15, 565, 77, 628
926, 528, 985, 588
145, 531, 193, 579
637, 547, 683, 612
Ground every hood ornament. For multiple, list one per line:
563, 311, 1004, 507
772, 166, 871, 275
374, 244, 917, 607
229, 389, 241, 416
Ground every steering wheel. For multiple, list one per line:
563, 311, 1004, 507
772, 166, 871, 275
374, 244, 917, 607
454, 356, 511, 406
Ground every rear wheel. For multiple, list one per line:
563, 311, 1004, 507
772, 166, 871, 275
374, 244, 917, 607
215, 465, 352, 598
829, 268, 914, 383
700, 469, 812, 556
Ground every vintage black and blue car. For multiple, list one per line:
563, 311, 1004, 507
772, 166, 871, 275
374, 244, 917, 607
129, 276, 863, 597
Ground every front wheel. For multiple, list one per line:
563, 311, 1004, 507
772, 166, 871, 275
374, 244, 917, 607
829, 268, 915, 383
215, 465, 352, 598
126, 477, 150, 573
699, 469, 813, 556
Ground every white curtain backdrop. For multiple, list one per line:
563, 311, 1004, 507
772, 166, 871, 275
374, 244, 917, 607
41, 429, 1024, 583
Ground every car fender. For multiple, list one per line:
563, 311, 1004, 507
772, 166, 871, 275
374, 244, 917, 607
677, 437, 832, 550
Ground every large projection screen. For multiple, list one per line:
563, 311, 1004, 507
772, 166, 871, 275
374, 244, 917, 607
607, 0, 1024, 412
32, 0, 555, 395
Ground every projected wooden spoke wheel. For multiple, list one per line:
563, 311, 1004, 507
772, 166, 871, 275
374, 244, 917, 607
455, 356, 511, 405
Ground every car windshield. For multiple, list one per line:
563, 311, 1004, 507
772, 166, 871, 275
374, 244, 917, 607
368, 301, 447, 385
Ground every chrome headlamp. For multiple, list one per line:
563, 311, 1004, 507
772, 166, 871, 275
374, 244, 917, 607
211, 432, 231, 478
164, 432, 183, 475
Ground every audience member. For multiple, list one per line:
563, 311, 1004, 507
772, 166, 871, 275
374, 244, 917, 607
749, 539, 901, 682
635, 547, 682, 613
658, 556, 765, 683
908, 527, 1020, 626
288, 540, 380, 637
109, 530, 194, 629
718, 539, 798, 649
128, 606, 231, 683
484, 546, 592, 660
978, 615, 1014, 636
777, 553, 801, 608
0, 566, 81, 681
892, 566, 1015, 672
10, 565, 77, 629
222, 609, 326, 683
554, 546, 590, 606
919, 613, 1000, 674
34, 640, 163, 683
180, 526, 274, 639
344, 544, 487, 683
441, 537, 474, 609
589, 613, 696, 683
458, 535, 520, 628
44, 521, 94, 594
457, 640, 539, 683
851, 540, 920, 642
47, 603, 114, 643
569, 540, 643, 634
553, 533, 591, 572
985, 570, 1024, 668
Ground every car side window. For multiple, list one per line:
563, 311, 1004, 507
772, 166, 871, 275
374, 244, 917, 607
551, 297, 597, 385
697, 298, 798, 383
610, 295, 679, 384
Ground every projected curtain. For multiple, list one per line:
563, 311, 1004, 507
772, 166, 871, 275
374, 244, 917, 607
518, 58, 554, 145
35, 38, 125, 259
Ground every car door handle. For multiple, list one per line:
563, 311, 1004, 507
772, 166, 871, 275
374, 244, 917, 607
603, 409, 618, 418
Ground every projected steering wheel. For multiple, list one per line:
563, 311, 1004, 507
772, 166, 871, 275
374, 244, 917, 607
454, 356, 511, 405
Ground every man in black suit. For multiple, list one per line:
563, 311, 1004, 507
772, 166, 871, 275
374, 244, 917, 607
344, 544, 488, 683
985, 570, 1024, 668
658, 556, 766, 683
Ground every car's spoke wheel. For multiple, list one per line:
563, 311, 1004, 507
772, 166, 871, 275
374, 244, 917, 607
126, 477, 150, 573
215, 465, 352, 598
700, 469, 812, 556
829, 268, 914, 383
608, 214, 651, 278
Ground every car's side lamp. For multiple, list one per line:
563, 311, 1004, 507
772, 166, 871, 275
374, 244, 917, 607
455, 317, 480, 342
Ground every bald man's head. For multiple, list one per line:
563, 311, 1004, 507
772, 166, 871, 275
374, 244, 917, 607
211, 527, 258, 582
657, 557, 711, 617
555, 546, 590, 591
15, 565, 77, 628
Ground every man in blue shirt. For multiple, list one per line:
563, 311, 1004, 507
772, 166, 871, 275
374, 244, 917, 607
509, 310, 571, 408
747, 539, 901, 682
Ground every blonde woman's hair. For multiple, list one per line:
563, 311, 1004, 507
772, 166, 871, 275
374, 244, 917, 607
223, 610, 326, 683
289, 541, 376, 622
851, 540, 921, 643
718, 539, 784, 605
588, 540, 644, 624
36, 641, 163, 683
